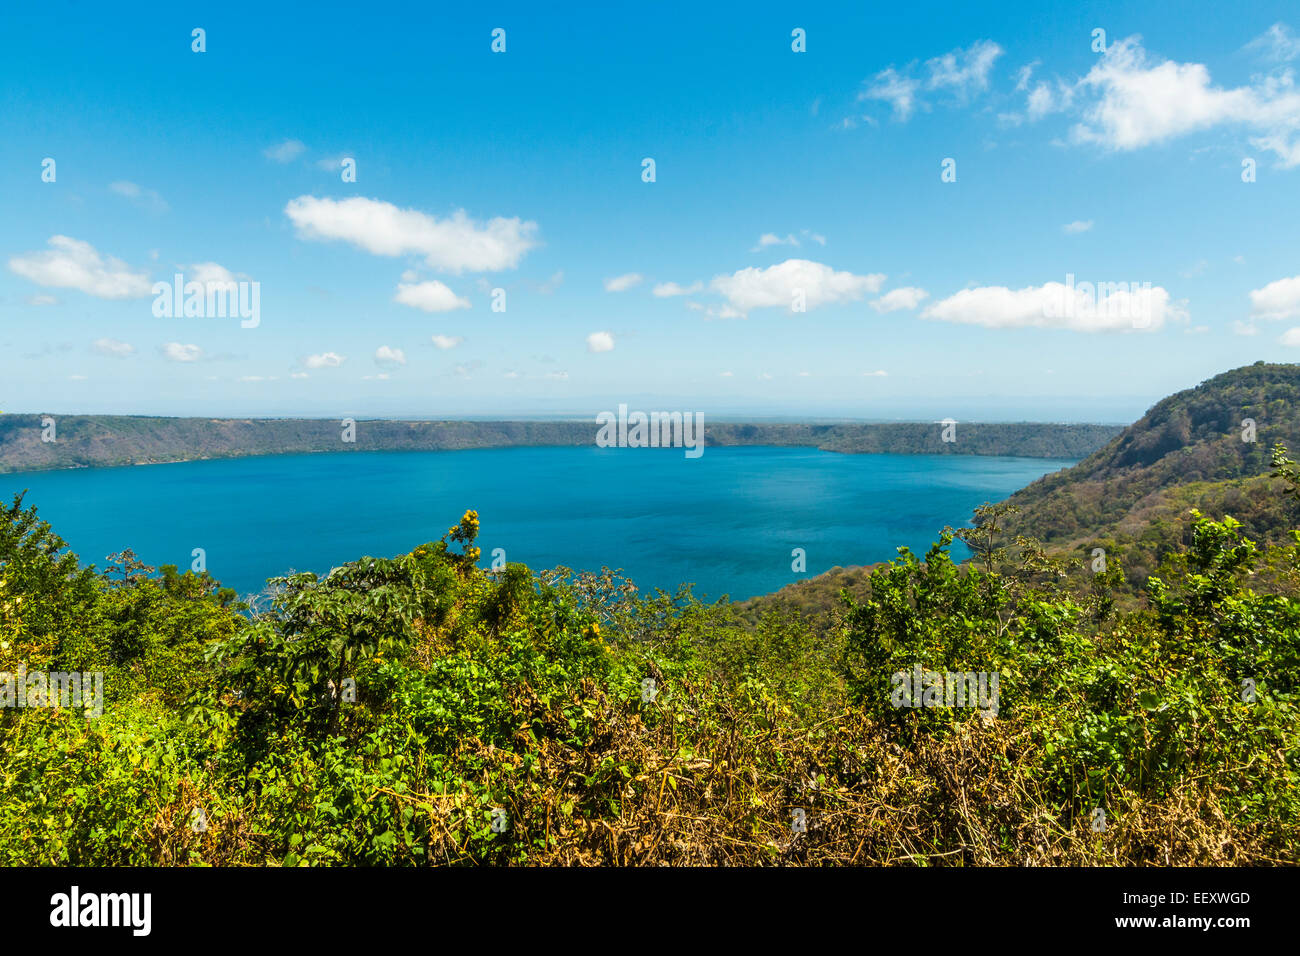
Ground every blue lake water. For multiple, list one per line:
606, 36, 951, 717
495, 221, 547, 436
0, 447, 1073, 602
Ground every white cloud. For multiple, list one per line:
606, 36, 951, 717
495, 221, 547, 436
27, 294, 57, 306
862, 68, 921, 120
10, 236, 152, 299
375, 345, 406, 367
161, 342, 202, 362
1245, 23, 1300, 63
862, 369, 889, 376
871, 287, 929, 313
922, 280, 1186, 331
264, 139, 306, 163
92, 337, 135, 358
290, 372, 309, 379
861, 40, 1003, 120
109, 181, 168, 213
1249, 274, 1300, 320
180, 262, 252, 299
431, 334, 463, 350
1070, 35, 1300, 166
750, 230, 827, 252
1062, 219, 1094, 234
927, 40, 1003, 98
652, 280, 704, 297
604, 273, 643, 292
1015, 76, 1076, 123
586, 331, 615, 353
933, 281, 1184, 330
394, 280, 471, 312
710, 259, 886, 314
304, 352, 345, 369
686, 301, 746, 320
546, 370, 569, 380
1281, 326, 1300, 346
285, 196, 539, 272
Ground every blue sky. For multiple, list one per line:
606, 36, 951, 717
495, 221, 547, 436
3, 0, 1300, 422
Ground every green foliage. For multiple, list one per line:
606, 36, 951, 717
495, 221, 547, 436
0, 485, 1297, 865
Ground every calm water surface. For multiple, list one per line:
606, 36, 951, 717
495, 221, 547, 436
0, 447, 1073, 601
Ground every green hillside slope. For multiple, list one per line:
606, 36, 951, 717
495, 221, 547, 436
1000, 362, 1300, 585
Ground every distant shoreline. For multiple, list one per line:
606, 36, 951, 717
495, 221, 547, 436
0, 414, 1124, 476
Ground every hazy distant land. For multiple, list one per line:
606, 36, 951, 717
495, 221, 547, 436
0, 414, 1123, 474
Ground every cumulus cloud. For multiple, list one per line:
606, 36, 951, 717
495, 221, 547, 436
709, 259, 885, 314
264, 139, 306, 163
431, 334, 463, 350
10, 236, 152, 299
586, 331, 615, 352
374, 345, 406, 367
179, 262, 253, 299
161, 342, 202, 362
1070, 35, 1300, 166
303, 352, 345, 369
394, 280, 471, 312
861, 40, 1003, 120
1249, 274, 1300, 320
921, 279, 1186, 331
285, 196, 539, 272
653, 280, 704, 297
604, 273, 643, 292
871, 287, 929, 313
92, 337, 135, 358
1062, 219, 1094, 234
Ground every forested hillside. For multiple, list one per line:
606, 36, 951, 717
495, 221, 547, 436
998, 362, 1300, 586
0, 415, 1120, 474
